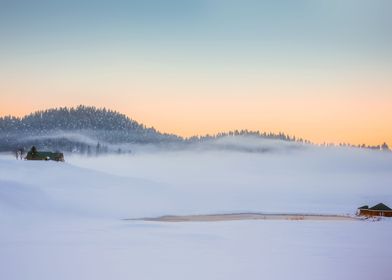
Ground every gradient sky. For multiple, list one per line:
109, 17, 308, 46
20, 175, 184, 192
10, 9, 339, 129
0, 0, 391, 145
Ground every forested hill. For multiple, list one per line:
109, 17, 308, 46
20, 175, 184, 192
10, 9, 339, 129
0, 105, 159, 132
0, 106, 180, 152
0, 105, 389, 154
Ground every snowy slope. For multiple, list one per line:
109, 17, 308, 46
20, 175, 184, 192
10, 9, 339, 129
2, 137, 392, 217
69, 143, 392, 216
1, 144, 392, 218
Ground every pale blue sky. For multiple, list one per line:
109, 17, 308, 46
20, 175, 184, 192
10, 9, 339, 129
1, 0, 391, 53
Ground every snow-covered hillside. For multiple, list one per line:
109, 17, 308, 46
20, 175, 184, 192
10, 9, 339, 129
2, 139, 391, 218
1, 139, 392, 280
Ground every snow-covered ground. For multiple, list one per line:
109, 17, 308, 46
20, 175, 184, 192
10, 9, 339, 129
1, 138, 392, 279
2, 218, 392, 280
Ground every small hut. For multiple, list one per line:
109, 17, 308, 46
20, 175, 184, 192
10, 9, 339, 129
357, 203, 392, 217
25, 146, 64, 162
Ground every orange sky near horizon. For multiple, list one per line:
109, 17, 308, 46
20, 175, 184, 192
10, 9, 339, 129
2, 55, 392, 147
1, 48, 391, 148
1, 91, 391, 147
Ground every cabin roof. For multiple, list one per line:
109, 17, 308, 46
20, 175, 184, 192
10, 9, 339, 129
27, 151, 63, 156
358, 205, 369, 209
369, 203, 392, 211
38, 152, 61, 157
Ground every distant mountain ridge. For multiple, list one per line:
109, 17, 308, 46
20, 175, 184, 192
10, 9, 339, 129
0, 105, 389, 153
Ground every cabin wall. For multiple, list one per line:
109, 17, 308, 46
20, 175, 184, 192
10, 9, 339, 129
359, 209, 370, 216
359, 209, 392, 217
382, 211, 392, 217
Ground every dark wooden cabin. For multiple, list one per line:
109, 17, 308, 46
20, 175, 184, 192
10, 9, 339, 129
357, 203, 392, 217
25, 146, 64, 162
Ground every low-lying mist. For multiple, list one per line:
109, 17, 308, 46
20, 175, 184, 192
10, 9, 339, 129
1, 135, 391, 219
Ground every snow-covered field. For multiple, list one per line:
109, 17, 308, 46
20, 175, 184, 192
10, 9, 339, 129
1, 138, 392, 280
